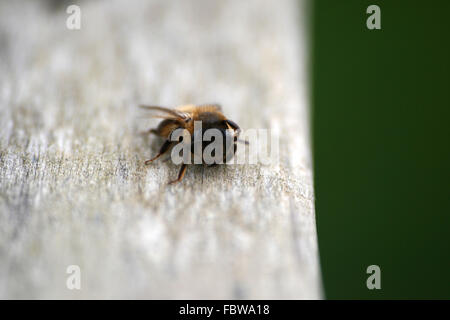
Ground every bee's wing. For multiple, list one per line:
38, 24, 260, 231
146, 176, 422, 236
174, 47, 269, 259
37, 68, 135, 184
139, 105, 191, 121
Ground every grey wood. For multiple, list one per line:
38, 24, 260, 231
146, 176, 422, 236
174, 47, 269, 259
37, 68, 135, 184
0, 0, 321, 299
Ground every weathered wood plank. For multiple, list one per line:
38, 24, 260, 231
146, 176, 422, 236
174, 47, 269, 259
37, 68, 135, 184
0, 0, 321, 299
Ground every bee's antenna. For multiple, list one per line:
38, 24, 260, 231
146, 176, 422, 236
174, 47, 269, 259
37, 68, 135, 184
237, 139, 249, 145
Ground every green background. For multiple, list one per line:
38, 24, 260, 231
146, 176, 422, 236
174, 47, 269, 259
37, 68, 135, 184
312, 0, 450, 299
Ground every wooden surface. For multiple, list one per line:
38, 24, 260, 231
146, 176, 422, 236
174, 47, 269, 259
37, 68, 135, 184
0, 0, 321, 299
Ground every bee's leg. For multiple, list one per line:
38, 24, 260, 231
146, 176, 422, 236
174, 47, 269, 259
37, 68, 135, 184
143, 120, 179, 137
145, 140, 172, 165
168, 164, 187, 185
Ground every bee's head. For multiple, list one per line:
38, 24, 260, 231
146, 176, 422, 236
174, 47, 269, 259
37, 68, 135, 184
191, 118, 240, 164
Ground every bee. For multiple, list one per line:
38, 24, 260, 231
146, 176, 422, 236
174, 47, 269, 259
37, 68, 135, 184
140, 104, 245, 184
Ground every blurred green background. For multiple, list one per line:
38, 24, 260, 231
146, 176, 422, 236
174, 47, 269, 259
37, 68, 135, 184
312, 0, 450, 299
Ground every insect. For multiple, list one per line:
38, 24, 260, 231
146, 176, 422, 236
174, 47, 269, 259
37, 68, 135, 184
140, 104, 245, 184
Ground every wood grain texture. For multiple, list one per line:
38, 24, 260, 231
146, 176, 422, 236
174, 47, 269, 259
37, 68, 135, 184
0, 0, 321, 299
